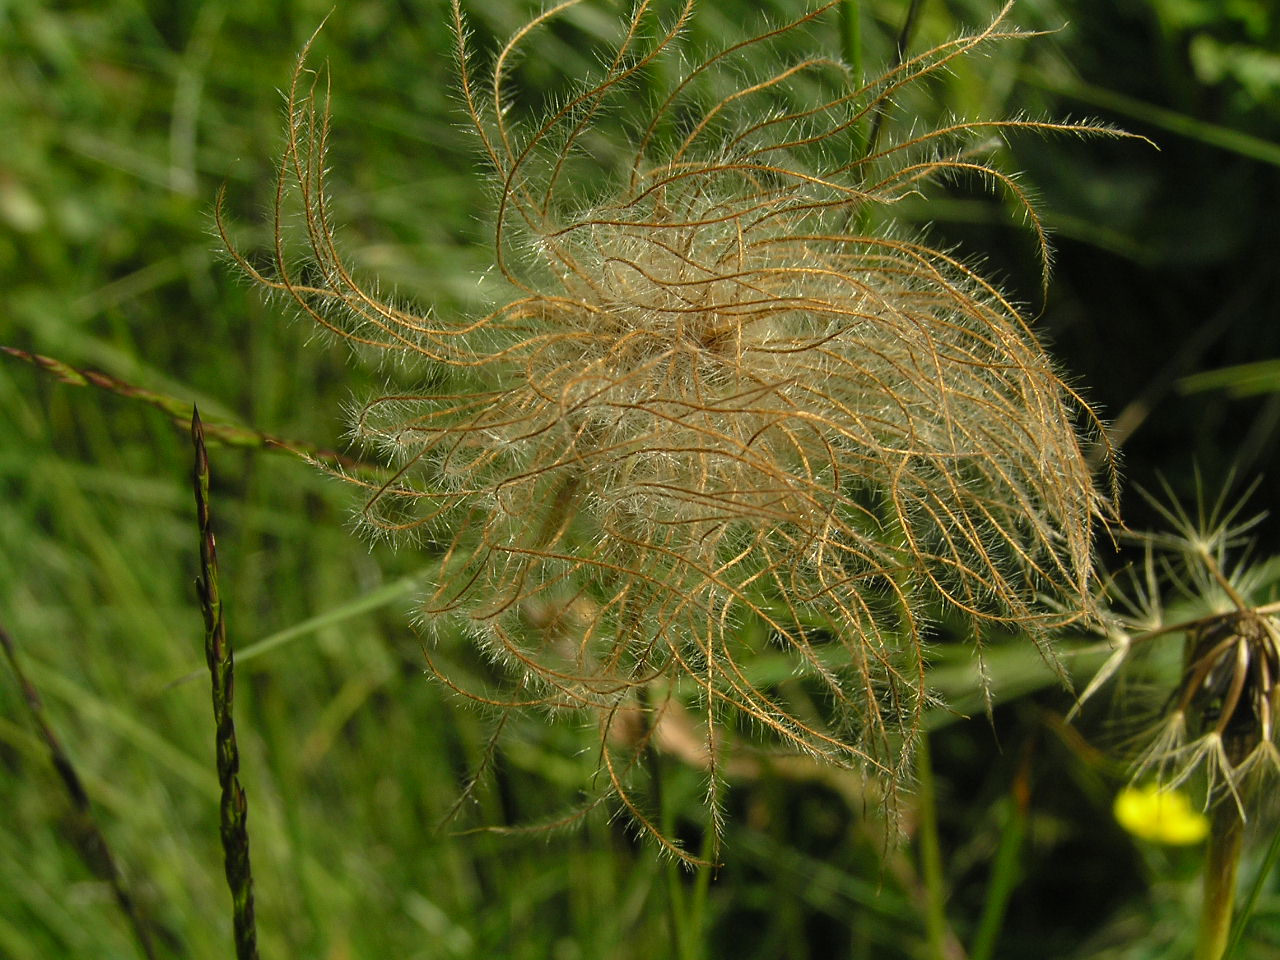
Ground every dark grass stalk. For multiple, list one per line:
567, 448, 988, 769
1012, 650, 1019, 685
864, 0, 926, 159
192, 408, 260, 960
0, 624, 162, 960
850, 0, 926, 241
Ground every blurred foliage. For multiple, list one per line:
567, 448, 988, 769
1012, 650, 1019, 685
2, 1, 1279, 958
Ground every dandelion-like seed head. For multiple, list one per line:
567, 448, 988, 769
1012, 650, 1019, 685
1100, 479, 1280, 815
223, 0, 1125, 857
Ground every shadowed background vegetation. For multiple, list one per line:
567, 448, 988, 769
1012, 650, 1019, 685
2, 1, 1278, 958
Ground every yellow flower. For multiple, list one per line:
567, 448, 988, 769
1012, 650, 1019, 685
1114, 784, 1209, 845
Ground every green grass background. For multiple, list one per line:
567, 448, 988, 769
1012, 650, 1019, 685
3, 0, 1279, 957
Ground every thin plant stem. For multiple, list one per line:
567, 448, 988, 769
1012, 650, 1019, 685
686, 830, 715, 957
639, 694, 707, 960
193, 408, 260, 960
0, 624, 161, 960
865, 0, 927, 159
637, 692, 683, 956
1225, 816, 1280, 958
915, 732, 951, 960
651, 749, 696, 960
853, 0, 927, 240
665, 858, 699, 960
840, 0, 863, 84
1197, 800, 1245, 960
969, 753, 1031, 960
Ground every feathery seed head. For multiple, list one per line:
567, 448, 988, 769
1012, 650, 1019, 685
224, 0, 1125, 856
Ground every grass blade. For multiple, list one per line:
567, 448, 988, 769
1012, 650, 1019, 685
0, 624, 162, 960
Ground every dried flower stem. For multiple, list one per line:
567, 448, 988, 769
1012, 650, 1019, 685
3, 345, 371, 470
1198, 800, 1244, 960
193, 408, 259, 960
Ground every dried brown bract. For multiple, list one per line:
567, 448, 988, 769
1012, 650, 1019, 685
223, 0, 1125, 858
